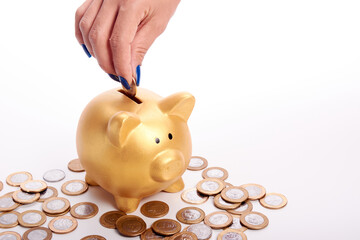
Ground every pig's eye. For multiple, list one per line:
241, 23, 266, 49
155, 138, 160, 144
168, 133, 173, 140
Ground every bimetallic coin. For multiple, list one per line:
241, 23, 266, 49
204, 211, 233, 229
240, 184, 266, 200
228, 215, 247, 232
68, 159, 85, 172
259, 193, 288, 209
61, 180, 88, 196
43, 169, 66, 182
116, 215, 147, 237
20, 180, 47, 193
227, 201, 253, 215
22, 227, 53, 240
240, 212, 269, 230
6, 172, 32, 187
221, 187, 249, 203
0, 193, 20, 212
181, 188, 209, 204
196, 178, 225, 196
0, 181, 3, 191
202, 167, 228, 181
18, 210, 47, 228
12, 190, 40, 204
151, 219, 181, 236
214, 194, 241, 210
140, 201, 169, 218
169, 231, 198, 240
186, 223, 212, 240
140, 228, 166, 240
176, 207, 205, 224
38, 186, 58, 202
0, 231, 21, 240
100, 210, 126, 229
42, 197, 70, 215
70, 202, 99, 219
81, 235, 106, 240
0, 211, 19, 228
187, 156, 208, 171
48, 216, 78, 234
217, 229, 247, 240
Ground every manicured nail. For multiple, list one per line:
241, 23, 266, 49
136, 65, 141, 86
81, 44, 91, 58
119, 76, 131, 90
108, 74, 119, 82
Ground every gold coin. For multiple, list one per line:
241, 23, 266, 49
68, 158, 85, 172
18, 210, 47, 228
240, 184, 266, 200
0, 192, 20, 212
61, 180, 88, 196
42, 197, 71, 215
227, 215, 247, 232
217, 229, 247, 240
140, 201, 169, 218
181, 188, 209, 204
227, 200, 253, 215
20, 180, 47, 193
240, 211, 269, 230
0, 231, 21, 240
81, 235, 106, 240
202, 167, 228, 181
213, 194, 241, 210
12, 190, 40, 204
116, 215, 147, 237
169, 231, 198, 240
0, 211, 19, 228
70, 202, 99, 219
196, 178, 225, 196
48, 216, 78, 234
140, 228, 167, 240
259, 193, 288, 209
176, 207, 205, 224
0, 180, 3, 191
187, 156, 208, 171
6, 171, 33, 187
204, 211, 233, 229
151, 219, 181, 236
23, 227, 53, 240
221, 187, 249, 203
38, 186, 58, 202
185, 223, 212, 240
100, 210, 126, 229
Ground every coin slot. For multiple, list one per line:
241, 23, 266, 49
118, 89, 142, 104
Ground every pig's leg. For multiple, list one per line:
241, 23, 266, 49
85, 174, 99, 186
162, 177, 184, 193
114, 196, 140, 213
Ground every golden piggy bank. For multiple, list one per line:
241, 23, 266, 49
76, 88, 195, 213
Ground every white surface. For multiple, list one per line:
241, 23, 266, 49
0, 0, 359, 239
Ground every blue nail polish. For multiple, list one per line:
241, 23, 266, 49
108, 74, 119, 82
136, 65, 141, 86
81, 44, 92, 58
119, 76, 131, 90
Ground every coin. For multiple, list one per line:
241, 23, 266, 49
259, 192, 287, 209
42, 197, 70, 215
22, 227, 53, 240
202, 167, 228, 181
240, 184, 266, 200
221, 187, 248, 203
43, 169, 66, 182
187, 156, 208, 171
196, 178, 225, 195
224, 182, 233, 188
20, 180, 47, 193
68, 158, 85, 172
217, 229, 247, 240
44, 209, 70, 218
12, 190, 40, 204
81, 235, 106, 240
140, 201, 169, 218
227, 201, 253, 215
38, 186, 58, 202
0, 231, 21, 240
116, 215, 146, 237
0, 211, 19, 228
100, 210, 126, 229
240, 212, 269, 230
228, 215, 247, 232
0, 192, 20, 212
169, 231, 198, 240
186, 223, 212, 240
0, 181, 3, 191
48, 216, 78, 234
214, 194, 241, 210
70, 202, 99, 219
140, 228, 167, 240
181, 188, 209, 204
61, 180, 88, 195
151, 219, 181, 236
176, 207, 205, 224
18, 210, 47, 228
204, 211, 233, 229
6, 172, 32, 187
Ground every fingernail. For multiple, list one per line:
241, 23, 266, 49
81, 44, 92, 58
108, 74, 119, 82
119, 76, 131, 90
136, 65, 141, 86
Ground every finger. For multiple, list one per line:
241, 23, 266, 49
75, 0, 93, 45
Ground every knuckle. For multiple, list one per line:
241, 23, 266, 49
89, 28, 101, 44
79, 16, 91, 31
109, 34, 127, 50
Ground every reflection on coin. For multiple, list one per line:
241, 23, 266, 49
100, 210, 126, 229
240, 184, 266, 200
48, 216, 78, 234
68, 159, 85, 172
240, 212, 269, 230
42, 197, 70, 215
259, 193, 287, 209
140, 228, 166, 240
22, 227, 52, 240
20, 180, 47, 193
196, 178, 225, 196
202, 167, 228, 181
0, 193, 20, 212
0, 211, 19, 228
18, 210, 47, 228
43, 169, 66, 182
70, 202, 99, 219
140, 201, 169, 218
187, 156, 208, 171
12, 190, 40, 204
181, 188, 209, 204
204, 211, 233, 229
151, 219, 181, 236
0, 181, 3, 192
217, 229, 247, 240
38, 186, 58, 202
176, 207, 205, 224
214, 194, 241, 210
0, 231, 21, 240
81, 235, 106, 240
228, 215, 247, 232
186, 223, 212, 240
221, 187, 248, 203
116, 215, 147, 237
169, 231, 198, 240
6, 172, 33, 187
61, 180, 88, 196
227, 201, 253, 215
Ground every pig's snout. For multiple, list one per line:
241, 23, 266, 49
150, 150, 185, 182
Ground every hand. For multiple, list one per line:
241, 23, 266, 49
75, 0, 180, 88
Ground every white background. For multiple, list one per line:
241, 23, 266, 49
0, 0, 359, 239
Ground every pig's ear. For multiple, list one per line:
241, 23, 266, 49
159, 92, 195, 122
107, 111, 141, 147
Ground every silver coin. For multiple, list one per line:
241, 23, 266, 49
229, 217, 243, 230
10, 173, 30, 184
16, 191, 36, 200
0, 212, 18, 225
209, 213, 229, 225
74, 204, 94, 216
0, 233, 18, 240
24, 181, 43, 190
187, 223, 212, 240
206, 169, 224, 178
189, 157, 204, 168
220, 231, 244, 240
244, 185, 262, 198
43, 169, 65, 182
182, 209, 201, 220
65, 182, 84, 192
244, 213, 264, 226
22, 212, 42, 224
264, 195, 283, 206
27, 229, 48, 240
53, 218, 73, 230
46, 199, 66, 210
225, 189, 245, 200
201, 181, 219, 191
0, 196, 16, 208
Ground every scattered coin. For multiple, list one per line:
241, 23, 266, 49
228, 215, 247, 232
0, 181, 3, 192
42, 197, 70, 215
0, 192, 20, 212
240, 184, 266, 200
140, 201, 169, 218
0, 231, 21, 240
22, 227, 53, 240
6, 172, 32, 187
20, 180, 47, 193
176, 207, 205, 224
100, 210, 126, 229
217, 229, 247, 240
187, 156, 208, 171
0, 211, 19, 228
12, 190, 40, 204
186, 223, 212, 240
43, 169, 66, 182
70, 202, 99, 219
227, 201, 253, 215
151, 219, 181, 236
140, 228, 167, 240
169, 231, 198, 240
18, 210, 47, 228
204, 211, 233, 229
81, 235, 106, 240
213, 194, 241, 210
38, 186, 58, 202
48, 216, 78, 234
61, 180, 88, 196
202, 167, 228, 181
259, 193, 288, 209
68, 158, 85, 172
196, 178, 225, 195
221, 186, 249, 203
116, 215, 147, 237
240, 212, 269, 230
181, 188, 209, 204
